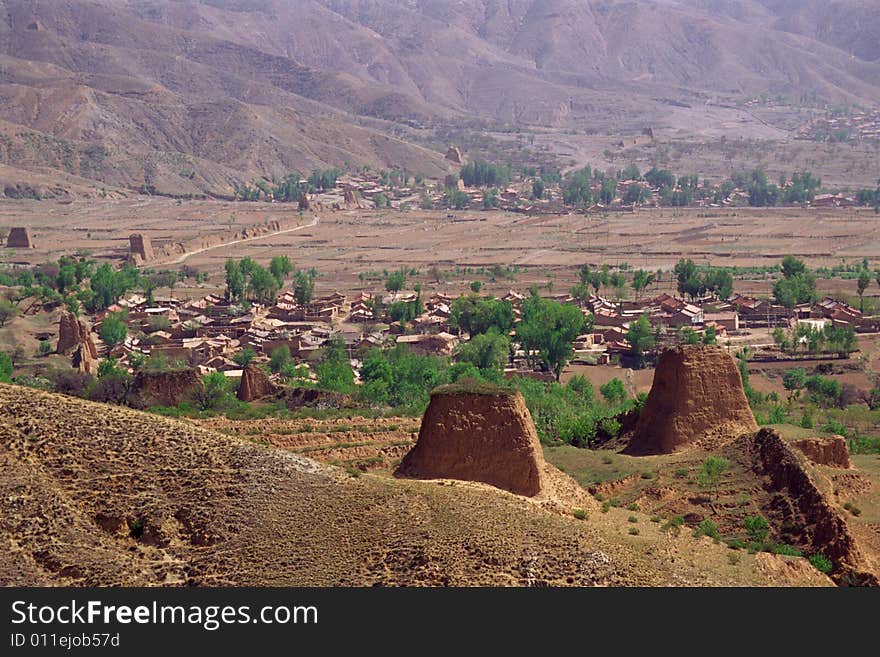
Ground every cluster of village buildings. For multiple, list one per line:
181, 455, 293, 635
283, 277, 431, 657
86, 280, 878, 385
796, 108, 880, 143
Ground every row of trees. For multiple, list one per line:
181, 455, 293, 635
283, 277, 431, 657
233, 168, 341, 202
224, 256, 315, 305
459, 160, 511, 188
772, 323, 857, 357
672, 259, 734, 301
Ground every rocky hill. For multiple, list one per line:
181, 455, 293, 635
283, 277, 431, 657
1, 0, 879, 197
0, 382, 832, 586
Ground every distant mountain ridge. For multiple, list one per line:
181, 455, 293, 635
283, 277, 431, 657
0, 0, 877, 196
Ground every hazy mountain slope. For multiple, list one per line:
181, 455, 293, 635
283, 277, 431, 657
1, 0, 878, 196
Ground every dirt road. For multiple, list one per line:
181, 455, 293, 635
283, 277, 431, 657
163, 215, 321, 265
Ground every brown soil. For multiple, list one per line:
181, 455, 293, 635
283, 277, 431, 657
397, 388, 547, 497
743, 428, 877, 585
236, 364, 275, 403
131, 369, 202, 408
1, 383, 825, 587
626, 345, 758, 455
197, 415, 420, 473
792, 437, 853, 469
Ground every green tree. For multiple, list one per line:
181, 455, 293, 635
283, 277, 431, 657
599, 378, 627, 404
782, 368, 807, 402
773, 256, 816, 309
532, 179, 545, 200
100, 313, 127, 349
744, 515, 770, 543
358, 350, 394, 404
293, 269, 316, 305
0, 351, 12, 382
697, 456, 729, 508
225, 259, 245, 302
620, 163, 641, 180
599, 178, 617, 205
454, 329, 510, 374
195, 371, 233, 411
674, 258, 702, 300
631, 269, 655, 301
385, 269, 407, 292
269, 255, 293, 286
443, 188, 469, 209
89, 263, 136, 311
626, 314, 655, 368
702, 325, 717, 345
857, 269, 871, 313
316, 338, 355, 393
233, 346, 256, 368
644, 168, 675, 190
247, 264, 279, 304
460, 160, 511, 187
781, 255, 806, 279
269, 345, 292, 374
482, 188, 500, 209
679, 326, 700, 345
469, 280, 482, 293
516, 295, 584, 380
562, 166, 593, 206
0, 299, 18, 327
450, 296, 514, 336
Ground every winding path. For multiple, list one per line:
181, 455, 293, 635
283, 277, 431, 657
163, 216, 320, 265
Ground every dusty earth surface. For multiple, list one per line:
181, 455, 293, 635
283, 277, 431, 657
397, 387, 548, 497
627, 345, 758, 455
0, 383, 833, 587
3, 200, 880, 306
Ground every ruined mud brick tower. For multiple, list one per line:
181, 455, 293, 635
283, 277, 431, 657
6, 227, 34, 248
128, 233, 154, 264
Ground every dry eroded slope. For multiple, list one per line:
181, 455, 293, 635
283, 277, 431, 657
0, 384, 829, 586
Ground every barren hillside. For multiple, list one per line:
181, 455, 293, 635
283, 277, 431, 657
0, 383, 830, 586
1, 0, 878, 196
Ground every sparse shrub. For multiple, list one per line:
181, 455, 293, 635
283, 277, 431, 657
674, 468, 689, 479
233, 346, 256, 368
697, 456, 729, 502
727, 553, 741, 565
843, 502, 862, 517
661, 516, 685, 534
640, 471, 654, 480
627, 503, 639, 511
627, 515, 638, 523
808, 554, 833, 574
601, 501, 611, 513
50, 369, 93, 398
773, 544, 803, 557
628, 527, 640, 535
192, 371, 234, 412
650, 515, 662, 523
593, 492, 606, 502
127, 517, 145, 539
610, 499, 622, 507
0, 351, 12, 383
572, 508, 588, 520
800, 410, 814, 429
726, 538, 747, 550
601, 454, 614, 465
37, 340, 52, 356
743, 515, 770, 543
695, 518, 720, 539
